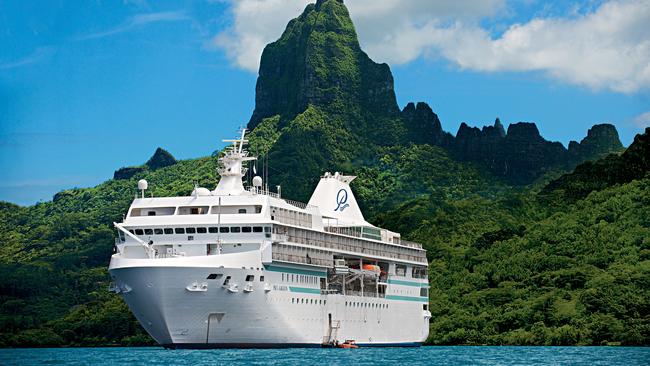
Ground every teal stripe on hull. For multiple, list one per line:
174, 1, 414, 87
387, 279, 429, 287
289, 286, 321, 294
386, 295, 429, 302
265, 264, 326, 277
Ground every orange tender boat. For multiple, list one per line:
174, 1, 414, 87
337, 340, 359, 349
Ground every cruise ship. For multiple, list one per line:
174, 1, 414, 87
108, 130, 431, 348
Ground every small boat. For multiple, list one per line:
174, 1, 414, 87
336, 340, 358, 349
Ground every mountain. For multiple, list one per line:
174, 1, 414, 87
542, 127, 649, 201
246, 0, 622, 193
0, 0, 646, 347
113, 148, 177, 180
375, 128, 650, 346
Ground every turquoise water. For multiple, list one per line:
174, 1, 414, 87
0, 346, 648, 365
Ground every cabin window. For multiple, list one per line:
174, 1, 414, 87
164, 228, 173, 234
134, 229, 144, 235
260, 276, 265, 282
175, 228, 185, 234
242, 226, 252, 233
208, 227, 218, 233
220, 227, 230, 233
154, 228, 163, 235
178, 206, 208, 215
245, 275, 254, 282
264, 227, 271, 233
197, 227, 207, 234
186, 227, 196, 234
255, 205, 262, 214
253, 226, 263, 233
144, 229, 153, 235
130, 207, 175, 217
396, 264, 407, 276
206, 273, 222, 280
231, 227, 241, 233
238, 208, 247, 214
423, 304, 428, 311
420, 288, 428, 297
412, 266, 427, 279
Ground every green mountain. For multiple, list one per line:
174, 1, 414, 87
377, 129, 650, 345
0, 0, 647, 347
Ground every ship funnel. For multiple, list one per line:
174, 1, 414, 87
307, 172, 369, 226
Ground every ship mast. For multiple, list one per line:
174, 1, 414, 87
212, 129, 256, 196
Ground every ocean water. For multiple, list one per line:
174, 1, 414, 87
0, 346, 648, 366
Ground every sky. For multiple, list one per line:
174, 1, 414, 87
0, 0, 649, 206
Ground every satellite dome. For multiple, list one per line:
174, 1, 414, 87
137, 179, 148, 190
191, 187, 212, 196
252, 176, 263, 188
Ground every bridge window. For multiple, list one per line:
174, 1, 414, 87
208, 227, 218, 233
242, 226, 252, 233
220, 227, 230, 233
154, 228, 163, 235
164, 228, 173, 234
253, 226, 263, 233
144, 229, 153, 235
175, 228, 185, 234
197, 227, 207, 234
134, 229, 144, 235
186, 227, 196, 234
231, 227, 241, 233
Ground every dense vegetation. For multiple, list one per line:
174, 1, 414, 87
1, 0, 647, 347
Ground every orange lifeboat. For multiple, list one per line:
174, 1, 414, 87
337, 340, 359, 349
362, 264, 380, 272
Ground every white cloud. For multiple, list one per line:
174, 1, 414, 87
212, 0, 650, 93
75, 10, 190, 41
209, 0, 311, 72
633, 111, 650, 128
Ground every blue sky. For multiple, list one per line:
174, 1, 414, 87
0, 0, 648, 205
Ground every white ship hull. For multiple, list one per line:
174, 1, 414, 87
109, 252, 429, 348
109, 130, 431, 348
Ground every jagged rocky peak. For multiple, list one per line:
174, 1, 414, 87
568, 123, 624, 162
248, 0, 400, 139
506, 122, 543, 140
145, 147, 177, 170
113, 147, 177, 180
401, 102, 452, 145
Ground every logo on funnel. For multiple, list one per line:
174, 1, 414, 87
335, 189, 349, 212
